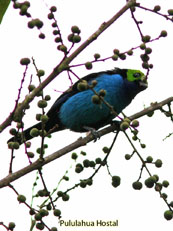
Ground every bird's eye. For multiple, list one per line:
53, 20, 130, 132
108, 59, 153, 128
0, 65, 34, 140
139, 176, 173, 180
133, 72, 141, 78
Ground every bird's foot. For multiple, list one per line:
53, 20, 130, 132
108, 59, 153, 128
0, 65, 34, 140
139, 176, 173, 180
111, 120, 121, 132
83, 126, 100, 142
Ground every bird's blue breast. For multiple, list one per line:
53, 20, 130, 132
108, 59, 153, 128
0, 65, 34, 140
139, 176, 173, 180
59, 74, 131, 132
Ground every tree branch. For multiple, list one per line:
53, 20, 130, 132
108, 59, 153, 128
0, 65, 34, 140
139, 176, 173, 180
0, 96, 172, 189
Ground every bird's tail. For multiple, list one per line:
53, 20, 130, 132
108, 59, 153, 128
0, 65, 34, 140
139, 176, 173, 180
7, 122, 42, 145
7, 121, 63, 145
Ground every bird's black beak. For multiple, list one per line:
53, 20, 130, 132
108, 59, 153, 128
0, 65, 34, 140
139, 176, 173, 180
139, 76, 148, 89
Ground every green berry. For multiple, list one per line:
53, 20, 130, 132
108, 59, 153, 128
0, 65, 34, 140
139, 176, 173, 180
45, 95, 51, 101
80, 180, 87, 188
145, 47, 152, 54
153, 5, 161, 12
57, 191, 63, 197
94, 53, 100, 59
75, 163, 83, 173
36, 147, 45, 155
162, 180, 169, 188
37, 69, 45, 77
50, 6, 57, 12
13, 142, 20, 149
53, 30, 59, 35
58, 45, 67, 53
160, 30, 167, 37
147, 111, 154, 117
140, 43, 146, 50
63, 176, 69, 181
77, 81, 88, 91
13, 2, 21, 9
30, 128, 39, 137
164, 210, 173, 220
149, 64, 153, 69
140, 54, 150, 62
123, 118, 131, 124
39, 33, 45, 39
8, 222, 16, 230
120, 121, 129, 131
17, 122, 23, 129
91, 80, 97, 87
28, 84, 35, 92
127, 49, 133, 55
51, 228, 58, 231
155, 159, 162, 168
80, 151, 86, 156
99, 89, 106, 97
119, 53, 126, 60
20, 4, 28, 15
141, 143, 146, 148
125, 154, 131, 160
39, 209, 49, 217
20, 58, 30, 65
89, 161, 95, 168
28, 20, 36, 28
35, 19, 43, 29
9, 128, 17, 135
92, 95, 101, 104
83, 159, 90, 168
102, 146, 109, 153
87, 178, 93, 186
132, 135, 138, 141
132, 181, 143, 190
168, 9, 173, 16
113, 49, 119, 55
34, 210, 43, 218
48, 13, 54, 19
53, 209, 61, 217
85, 62, 93, 70
161, 193, 168, 199
71, 25, 81, 34
37, 100, 47, 108
153, 174, 159, 182
36, 222, 44, 230
40, 115, 49, 123
144, 176, 156, 188
73, 34, 81, 43
112, 176, 121, 188
55, 37, 62, 43
131, 119, 139, 127
142, 62, 149, 69
112, 54, 118, 61
17, 194, 26, 203
95, 157, 102, 164
146, 156, 153, 163
27, 152, 34, 158
62, 193, 70, 201
8, 142, 14, 149
155, 183, 162, 191
68, 34, 74, 42
36, 113, 42, 121
71, 152, 78, 160
142, 35, 151, 43
169, 201, 173, 208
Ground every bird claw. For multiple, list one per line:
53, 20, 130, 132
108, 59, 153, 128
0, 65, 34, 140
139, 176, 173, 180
110, 120, 121, 132
83, 126, 100, 142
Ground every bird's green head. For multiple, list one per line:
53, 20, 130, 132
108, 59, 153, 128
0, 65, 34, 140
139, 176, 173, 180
126, 69, 148, 89
127, 69, 146, 82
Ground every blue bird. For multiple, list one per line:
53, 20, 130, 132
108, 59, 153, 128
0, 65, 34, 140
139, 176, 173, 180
8, 68, 147, 144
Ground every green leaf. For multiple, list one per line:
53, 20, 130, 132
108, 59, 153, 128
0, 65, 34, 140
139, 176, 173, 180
0, 0, 10, 24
